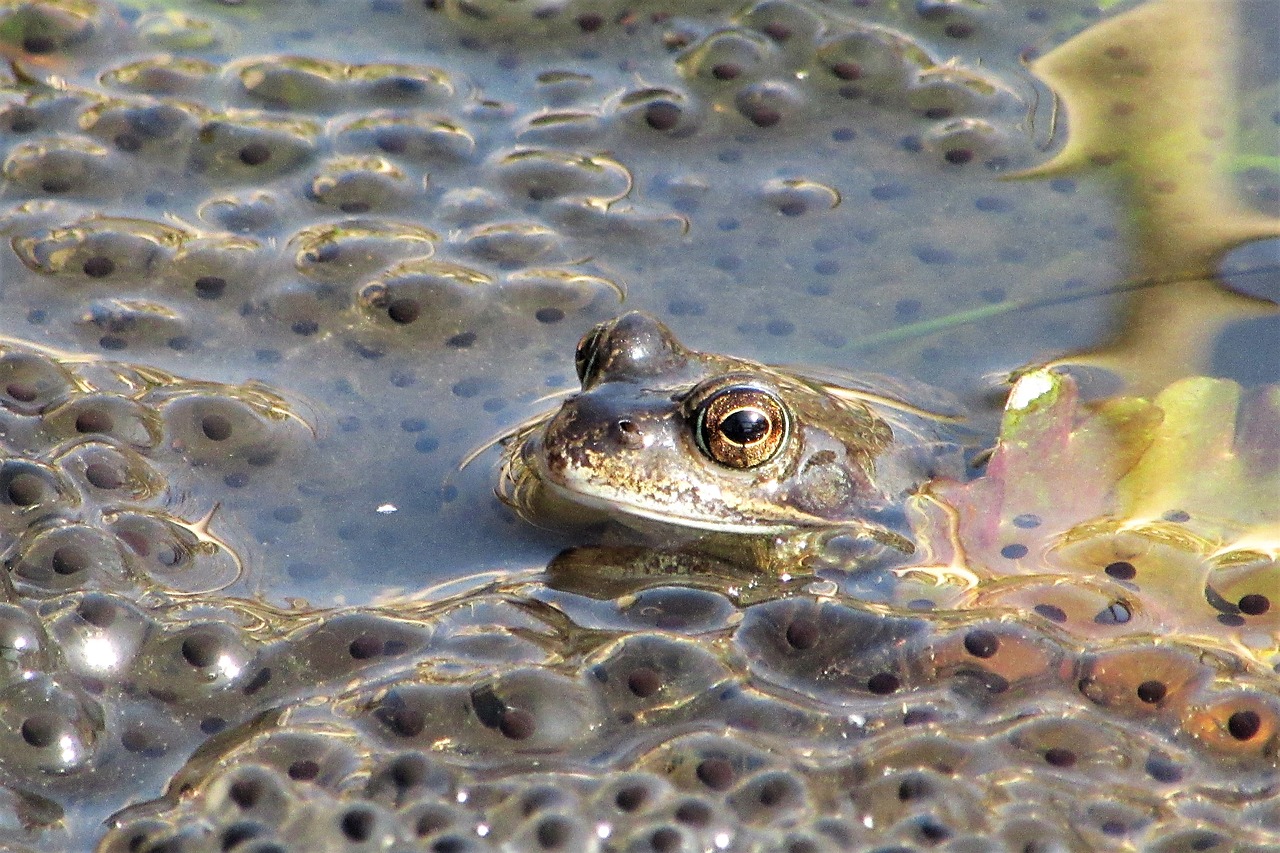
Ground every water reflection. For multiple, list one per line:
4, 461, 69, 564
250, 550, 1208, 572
1021, 0, 1280, 391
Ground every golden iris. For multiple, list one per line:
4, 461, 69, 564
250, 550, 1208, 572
692, 384, 788, 468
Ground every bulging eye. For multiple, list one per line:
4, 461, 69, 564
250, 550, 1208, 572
574, 322, 608, 385
693, 385, 789, 468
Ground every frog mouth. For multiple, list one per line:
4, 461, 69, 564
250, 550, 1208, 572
535, 472, 799, 536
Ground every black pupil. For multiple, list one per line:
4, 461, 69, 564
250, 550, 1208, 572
719, 408, 769, 444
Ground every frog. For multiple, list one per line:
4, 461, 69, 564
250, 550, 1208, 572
500, 312, 967, 572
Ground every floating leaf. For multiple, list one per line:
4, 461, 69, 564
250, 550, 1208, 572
902, 369, 1280, 667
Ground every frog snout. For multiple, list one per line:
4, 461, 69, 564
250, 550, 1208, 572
541, 394, 659, 462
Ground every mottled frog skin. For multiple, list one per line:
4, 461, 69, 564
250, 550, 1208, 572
501, 312, 961, 567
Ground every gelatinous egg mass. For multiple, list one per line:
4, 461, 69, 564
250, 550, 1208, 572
0, 0, 1274, 851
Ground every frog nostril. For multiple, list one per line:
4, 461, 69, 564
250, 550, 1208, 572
614, 419, 644, 448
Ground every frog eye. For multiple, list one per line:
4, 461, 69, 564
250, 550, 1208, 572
693, 385, 789, 469
574, 322, 608, 385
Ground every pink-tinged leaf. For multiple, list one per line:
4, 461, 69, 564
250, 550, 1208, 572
901, 370, 1280, 668
927, 369, 1162, 576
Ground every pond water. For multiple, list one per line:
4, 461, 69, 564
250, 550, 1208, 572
0, 0, 1275, 850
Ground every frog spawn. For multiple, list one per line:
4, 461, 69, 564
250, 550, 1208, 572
0, 0, 1093, 382
0, 364, 1267, 848
4, 205, 623, 353
0, 36, 639, 361
424, 0, 1035, 171
0, 0, 1136, 610
3, 304, 1273, 852
0, 345, 313, 838
94, 584, 1278, 853
0, 342, 314, 599
2, 360, 1271, 850
0, 0, 1271, 851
